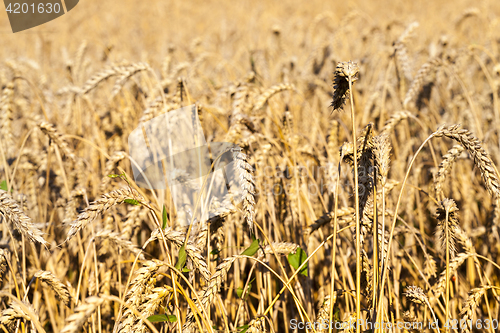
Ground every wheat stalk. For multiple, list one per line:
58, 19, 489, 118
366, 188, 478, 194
434, 145, 465, 201
306, 207, 355, 234
404, 285, 437, 323
454, 7, 480, 28
38, 121, 76, 162
247, 316, 267, 333
121, 204, 147, 239
111, 62, 151, 97
0, 189, 48, 246
435, 125, 500, 198
373, 134, 391, 186
60, 296, 104, 333
34, 270, 72, 306
316, 295, 331, 332
63, 187, 86, 225
144, 227, 210, 281
0, 249, 8, 283
0, 82, 15, 159
404, 58, 441, 109
263, 242, 299, 256
252, 83, 296, 112
65, 187, 144, 241
331, 62, 359, 112
99, 151, 128, 192
232, 149, 256, 233
183, 256, 238, 331
431, 252, 472, 302
435, 198, 460, 259
402, 311, 421, 333
115, 260, 165, 333
361, 251, 373, 309
81, 63, 129, 94
0, 301, 38, 332
381, 110, 415, 135
133, 287, 171, 333
394, 22, 419, 82
94, 229, 145, 260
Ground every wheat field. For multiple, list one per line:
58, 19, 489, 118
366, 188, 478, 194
0, 0, 499, 332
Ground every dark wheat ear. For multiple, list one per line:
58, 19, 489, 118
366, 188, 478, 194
459, 286, 491, 333
331, 61, 359, 112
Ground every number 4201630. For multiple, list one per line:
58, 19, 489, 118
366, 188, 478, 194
6, 2, 61, 14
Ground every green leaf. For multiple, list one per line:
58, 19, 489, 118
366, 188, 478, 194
334, 306, 340, 322
210, 248, 221, 261
162, 205, 168, 229
147, 314, 177, 323
175, 244, 187, 271
236, 287, 244, 298
182, 267, 191, 273
124, 198, 140, 205
0, 180, 7, 191
287, 247, 308, 276
241, 239, 260, 257
236, 278, 254, 299
107, 174, 121, 178
237, 324, 249, 333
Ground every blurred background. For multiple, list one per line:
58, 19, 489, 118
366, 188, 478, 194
1, 0, 498, 73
